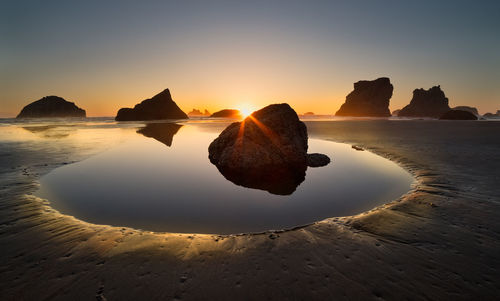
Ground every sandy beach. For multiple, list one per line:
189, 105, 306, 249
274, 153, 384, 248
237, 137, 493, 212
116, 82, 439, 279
1, 119, 499, 300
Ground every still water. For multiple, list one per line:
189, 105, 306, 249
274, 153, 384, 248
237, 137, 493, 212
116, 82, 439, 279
36, 121, 414, 234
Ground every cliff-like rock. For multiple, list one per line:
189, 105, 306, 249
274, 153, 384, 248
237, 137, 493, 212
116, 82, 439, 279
115, 89, 188, 121
399, 86, 450, 118
335, 77, 393, 117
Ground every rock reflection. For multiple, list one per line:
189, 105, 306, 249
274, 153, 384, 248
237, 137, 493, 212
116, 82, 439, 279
22, 125, 76, 139
136, 123, 183, 147
214, 164, 305, 195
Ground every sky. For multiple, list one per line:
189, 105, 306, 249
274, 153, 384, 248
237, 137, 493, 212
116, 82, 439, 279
1, 0, 499, 117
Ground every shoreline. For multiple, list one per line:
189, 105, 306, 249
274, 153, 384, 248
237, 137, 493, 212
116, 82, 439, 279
1, 120, 499, 300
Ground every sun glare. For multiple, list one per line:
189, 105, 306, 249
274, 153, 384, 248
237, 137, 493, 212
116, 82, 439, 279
238, 105, 255, 118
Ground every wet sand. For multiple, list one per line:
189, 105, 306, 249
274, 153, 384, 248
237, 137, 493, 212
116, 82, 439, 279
1, 120, 499, 300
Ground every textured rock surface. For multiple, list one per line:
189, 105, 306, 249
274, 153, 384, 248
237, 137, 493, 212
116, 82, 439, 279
115, 89, 188, 121
209, 104, 309, 194
16, 96, 86, 118
210, 109, 242, 118
335, 77, 393, 117
399, 86, 450, 118
439, 110, 478, 120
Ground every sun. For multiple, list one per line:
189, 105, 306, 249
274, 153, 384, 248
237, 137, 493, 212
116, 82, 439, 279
237, 104, 255, 118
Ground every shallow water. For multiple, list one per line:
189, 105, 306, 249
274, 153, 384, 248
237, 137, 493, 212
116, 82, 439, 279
29, 120, 415, 234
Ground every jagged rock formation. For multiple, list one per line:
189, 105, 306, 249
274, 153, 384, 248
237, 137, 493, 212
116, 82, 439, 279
115, 89, 188, 121
208, 103, 330, 195
136, 123, 183, 147
399, 86, 450, 118
188, 109, 210, 117
439, 110, 478, 120
16, 96, 86, 118
335, 77, 393, 117
210, 109, 242, 118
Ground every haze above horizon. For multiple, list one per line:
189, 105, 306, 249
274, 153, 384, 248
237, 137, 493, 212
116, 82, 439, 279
1, 0, 499, 117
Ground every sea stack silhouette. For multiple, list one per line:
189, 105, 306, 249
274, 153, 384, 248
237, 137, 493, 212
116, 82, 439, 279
398, 85, 450, 118
115, 89, 188, 121
209, 103, 329, 195
335, 77, 393, 117
16, 96, 86, 118
439, 110, 478, 120
210, 109, 242, 118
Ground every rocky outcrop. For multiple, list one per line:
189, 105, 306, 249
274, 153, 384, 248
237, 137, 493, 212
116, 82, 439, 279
210, 109, 242, 118
399, 86, 450, 118
335, 77, 393, 117
439, 110, 478, 120
452, 106, 479, 117
115, 89, 188, 121
483, 111, 500, 118
16, 96, 86, 118
307, 153, 330, 167
137, 123, 183, 147
208, 103, 329, 195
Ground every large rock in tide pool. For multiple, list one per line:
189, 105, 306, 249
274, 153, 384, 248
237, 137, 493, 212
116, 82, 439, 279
399, 85, 450, 118
17, 96, 86, 118
116, 89, 188, 121
439, 110, 478, 120
208, 103, 329, 195
335, 77, 393, 117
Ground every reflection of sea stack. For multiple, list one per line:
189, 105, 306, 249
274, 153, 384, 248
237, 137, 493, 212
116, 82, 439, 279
17, 96, 86, 118
335, 77, 393, 117
115, 89, 188, 121
399, 86, 450, 118
209, 103, 329, 195
137, 123, 183, 147
210, 109, 242, 118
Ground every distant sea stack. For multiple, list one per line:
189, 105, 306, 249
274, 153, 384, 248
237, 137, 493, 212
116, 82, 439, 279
16, 96, 86, 118
398, 86, 450, 118
335, 77, 393, 117
452, 106, 479, 117
439, 110, 478, 120
392, 109, 401, 116
188, 109, 210, 117
210, 109, 242, 118
115, 89, 188, 121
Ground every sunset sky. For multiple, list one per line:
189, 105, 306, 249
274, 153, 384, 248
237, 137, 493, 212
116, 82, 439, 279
1, 0, 499, 117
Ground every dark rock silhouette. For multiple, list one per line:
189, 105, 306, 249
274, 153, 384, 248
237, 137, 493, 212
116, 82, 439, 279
303, 112, 315, 116
399, 86, 450, 118
392, 109, 401, 116
335, 77, 393, 117
188, 108, 210, 116
16, 96, 86, 118
439, 110, 478, 120
136, 123, 183, 147
209, 103, 329, 195
483, 110, 500, 118
115, 89, 188, 121
452, 106, 479, 117
307, 153, 330, 167
210, 109, 242, 118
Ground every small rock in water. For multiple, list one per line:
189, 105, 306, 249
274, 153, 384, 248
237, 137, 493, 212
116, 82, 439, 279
307, 153, 331, 167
